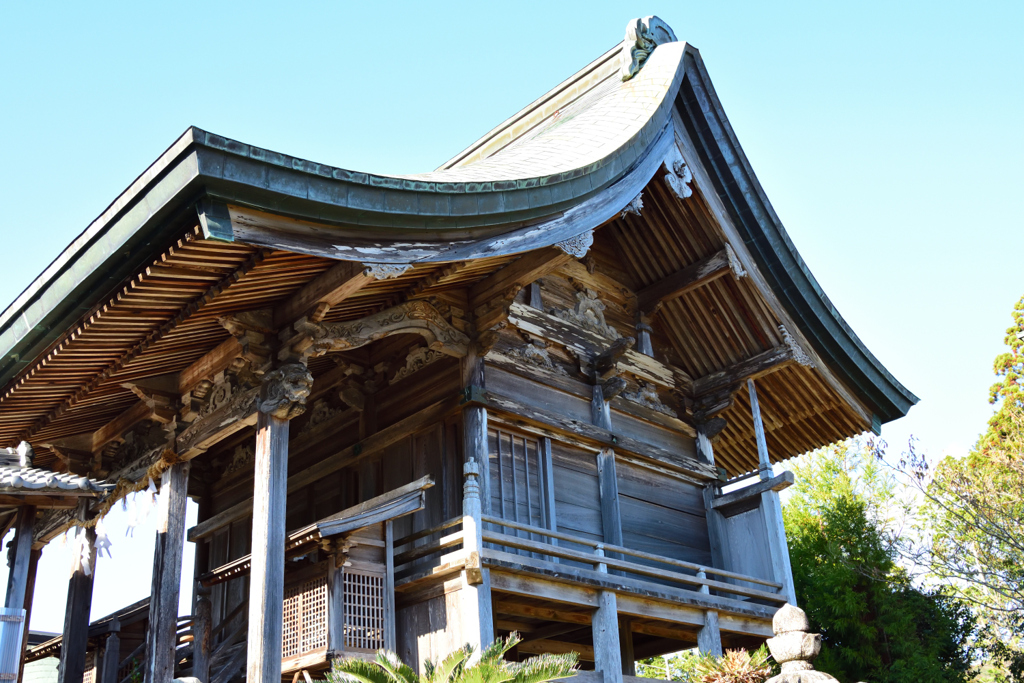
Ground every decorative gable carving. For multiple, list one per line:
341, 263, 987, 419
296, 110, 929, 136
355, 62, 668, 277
553, 289, 620, 340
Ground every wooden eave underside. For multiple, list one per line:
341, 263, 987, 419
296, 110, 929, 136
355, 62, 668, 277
0, 168, 868, 476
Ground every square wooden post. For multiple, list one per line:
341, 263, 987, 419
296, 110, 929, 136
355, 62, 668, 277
4, 505, 36, 611
100, 620, 121, 683
697, 610, 722, 656
58, 501, 97, 683
144, 461, 190, 683
246, 363, 312, 683
591, 589, 622, 683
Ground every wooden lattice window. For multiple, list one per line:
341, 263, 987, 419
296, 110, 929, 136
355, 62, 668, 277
282, 576, 328, 658
343, 569, 386, 652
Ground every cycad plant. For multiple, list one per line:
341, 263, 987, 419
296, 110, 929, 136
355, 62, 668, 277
328, 633, 577, 683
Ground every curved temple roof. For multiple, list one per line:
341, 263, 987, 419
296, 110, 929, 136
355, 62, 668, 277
0, 17, 916, 469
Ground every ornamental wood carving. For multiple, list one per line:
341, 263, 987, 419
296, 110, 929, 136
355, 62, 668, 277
258, 363, 313, 420
293, 300, 470, 360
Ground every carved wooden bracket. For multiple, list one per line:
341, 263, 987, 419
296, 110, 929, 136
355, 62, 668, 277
288, 300, 470, 361
258, 363, 313, 420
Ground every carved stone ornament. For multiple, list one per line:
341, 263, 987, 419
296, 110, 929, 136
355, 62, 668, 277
663, 147, 693, 200
622, 381, 678, 417
620, 16, 677, 81
779, 325, 814, 368
364, 263, 413, 280
619, 192, 644, 219
725, 243, 747, 279
258, 363, 314, 420
554, 289, 620, 340
294, 300, 470, 360
390, 346, 446, 385
554, 229, 594, 259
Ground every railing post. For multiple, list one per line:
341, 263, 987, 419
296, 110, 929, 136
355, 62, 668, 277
461, 459, 494, 656
590, 544, 622, 683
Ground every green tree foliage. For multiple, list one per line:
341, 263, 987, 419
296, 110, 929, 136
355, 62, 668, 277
636, 648, 773, 683
328, 634, 577, 683
784, 441, 976, 683
983, 295, 1024, 451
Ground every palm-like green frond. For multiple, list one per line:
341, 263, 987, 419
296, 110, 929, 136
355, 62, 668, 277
329, 656, 402, 683
509, 652, 578, 683
377, 650, 421, 683
424, 645, 471, 683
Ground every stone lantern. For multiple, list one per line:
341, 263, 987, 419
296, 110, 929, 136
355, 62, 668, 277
764, 604, 841, 683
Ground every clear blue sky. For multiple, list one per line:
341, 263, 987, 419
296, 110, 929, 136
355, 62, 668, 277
1, 1, 1021, 632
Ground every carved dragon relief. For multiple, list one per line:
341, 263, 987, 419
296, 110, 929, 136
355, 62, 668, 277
293, 300, 470, 360
258, 363, 314, 420
553, 288, 621, 341
622, 380, 678, 417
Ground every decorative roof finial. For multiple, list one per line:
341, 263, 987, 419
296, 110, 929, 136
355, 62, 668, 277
621, 16, 677, 81
765, 604, 840, 683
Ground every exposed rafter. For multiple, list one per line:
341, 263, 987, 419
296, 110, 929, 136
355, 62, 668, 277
691, 345, 794, 399
636, 248, 735, 315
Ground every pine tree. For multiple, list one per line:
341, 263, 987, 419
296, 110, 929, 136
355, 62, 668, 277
983, 295, 1024, 451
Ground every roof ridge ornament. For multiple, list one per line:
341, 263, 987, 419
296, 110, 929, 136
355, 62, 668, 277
621, 16, 678, 81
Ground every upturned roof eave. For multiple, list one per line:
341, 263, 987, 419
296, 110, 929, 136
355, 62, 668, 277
675, 46, 918, 425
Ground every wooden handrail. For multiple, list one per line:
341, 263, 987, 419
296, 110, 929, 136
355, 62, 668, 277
394, 516, 463, 547
480, 515, 783, 590
482, 530, 786, 604
393, 530, 464, 566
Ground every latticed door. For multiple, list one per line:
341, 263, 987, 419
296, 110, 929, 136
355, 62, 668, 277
282, 576, 329, 658
342, 569, 386, 653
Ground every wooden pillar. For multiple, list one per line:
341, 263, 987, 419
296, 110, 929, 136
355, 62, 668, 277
100, 620, 121, 683
17, 548, 41, 683
697, 426, 728, 574
761, 489, 797, 605
4, 505, 37, 611
747, 379, 771, 480
384, 520, 396, 650
697, 610, 722, 656
591, 590, 622, 683
58, 502, 97, 683
145, 461, 190, 683
326, 547, 344, 655
618, 617, 635, 676
192, 589, 212, 683
591, 384, 612, 431
596, 449, 622, 548
246, 363, 312, 683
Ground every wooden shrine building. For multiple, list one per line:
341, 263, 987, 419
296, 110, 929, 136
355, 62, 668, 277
0, 16, 916, 683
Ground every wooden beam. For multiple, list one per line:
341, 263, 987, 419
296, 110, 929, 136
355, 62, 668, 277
494, 600, 592, 626
246, 411, 289, 683
470, 247, 573, 311
90, 401, 159, 453
0, 495, 78, 509
273, 260, 373, 328
690, 345, 794, 398
178, 337, 243, 394
636, 249, 730, 314
187, 395, 461, 542
711, 471, 794, 517
145, 461, 190, 683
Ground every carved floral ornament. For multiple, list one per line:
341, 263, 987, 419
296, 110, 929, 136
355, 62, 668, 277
293, 300, 470, 360
554, 229, 594, 259
620, 16, 677, 81
663, 147, 694, 200
363, 262, 412, 280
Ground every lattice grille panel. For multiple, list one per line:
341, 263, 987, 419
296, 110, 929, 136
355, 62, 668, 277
282, 575, 328, 658
343, 569, 386, 652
